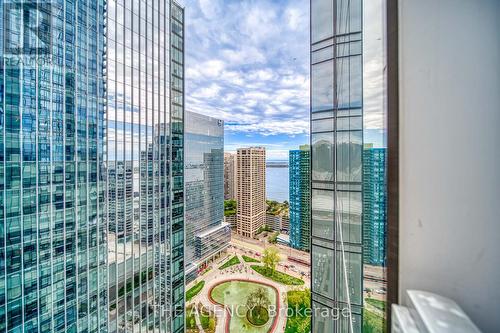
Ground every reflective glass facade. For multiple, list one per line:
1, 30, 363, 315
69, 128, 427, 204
1, 0, 184, 332
362, 147, 386, 266
106, 1, 185, 332
185, 112, 228, 281
1, 1, 107, 332
289, 147, 311, 252
310, 0, 363, 332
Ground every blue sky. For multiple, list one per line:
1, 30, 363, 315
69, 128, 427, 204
180, 0, 310, 160
179, 0, 386, 160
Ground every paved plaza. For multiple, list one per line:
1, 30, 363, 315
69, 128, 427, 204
186, 243, 310, 333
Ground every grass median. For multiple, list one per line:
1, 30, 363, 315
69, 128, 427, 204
218, 255, 241, 270
242, 255, 260, 263
186, 280, 205, 302
251, 265, 304, 285
365, 298, 386, 312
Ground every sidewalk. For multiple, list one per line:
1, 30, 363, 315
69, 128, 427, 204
187, 251, 305, 333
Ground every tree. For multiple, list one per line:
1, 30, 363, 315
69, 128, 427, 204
301, 289, 311, 309
208, 318, 216, 331
246, 287, 271, 311
262, 247, 280, 273
297, 319, 310, 333
268, 232, 279, 244
224, 200, 237, 216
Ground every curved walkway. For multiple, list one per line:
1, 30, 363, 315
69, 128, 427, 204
187, 251, 308, 333
194, 268, 292, 333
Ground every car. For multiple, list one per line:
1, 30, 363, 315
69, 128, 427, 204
375, 289, 386, 295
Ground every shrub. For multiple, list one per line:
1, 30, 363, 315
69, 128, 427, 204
251, 265, 304, 285
186, 281, 205, 302
285, 290, 311, 333
218, 255, 241, 270
242, 255, 260, 263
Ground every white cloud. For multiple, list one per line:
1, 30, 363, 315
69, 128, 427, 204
192, 83, 222, 99
198, 0, 222, 20
183, 0, 311, 150
221, 47, 266, 66
284, 7, 306, 31
227, 119, 309, 136
363, 0, 386, 131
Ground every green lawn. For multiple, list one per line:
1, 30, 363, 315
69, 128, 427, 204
186, 304, 216, 332
248, 306, 269, 326
219, 255, 241, 270
186, 281, 205, 302
363, 309, 386, 333
199, 311, 209, 328
199, 309, 216, 332
242, 255, 260, 263
251, 265, 304, 285
211, 281, 277, 333
365, 298, 386, 312
284, 290, 311, 333
186, 305, 197, 330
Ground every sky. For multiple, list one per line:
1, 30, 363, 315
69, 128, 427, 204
178, 0, 386, 161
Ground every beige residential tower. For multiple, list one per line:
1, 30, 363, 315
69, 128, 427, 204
224, 152, 238, 200
236, 147, 266, 238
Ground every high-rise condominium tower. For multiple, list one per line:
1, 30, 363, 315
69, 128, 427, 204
0, 1, 185, 332
310, 0, 363, 332
236, 147, 266, 238
289, 145, 311, 252
185, 112, 230, 283
223, 152, 237, 200
0, 1, 107, 332
105, 1, 185, 332
362, 145, 387, 266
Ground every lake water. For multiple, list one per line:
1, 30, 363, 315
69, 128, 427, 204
266, 167, 289, 202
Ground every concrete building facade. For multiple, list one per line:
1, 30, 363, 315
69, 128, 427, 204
224, 152, 238, 200
236, 147, 266, 238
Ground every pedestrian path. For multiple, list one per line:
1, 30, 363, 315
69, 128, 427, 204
194, 311, 206, 333
185, 248, 312, 333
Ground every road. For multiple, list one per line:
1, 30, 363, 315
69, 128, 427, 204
188, 234, 389, 332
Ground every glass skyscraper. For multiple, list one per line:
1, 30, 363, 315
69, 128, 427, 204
106, 1, 185, 332
289, 146, 311, 252
1, 0, 185, 332
362, 146, 387, 266
1, 1, 107, 332
184, 111, 230, 283
310, 0, 363, 332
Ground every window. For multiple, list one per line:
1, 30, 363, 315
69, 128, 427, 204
312, 60, 334, 112
312, 189, 334, 240
312, 0, 333, 43
312, 245, 334, 299
312, 132, 334, 181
